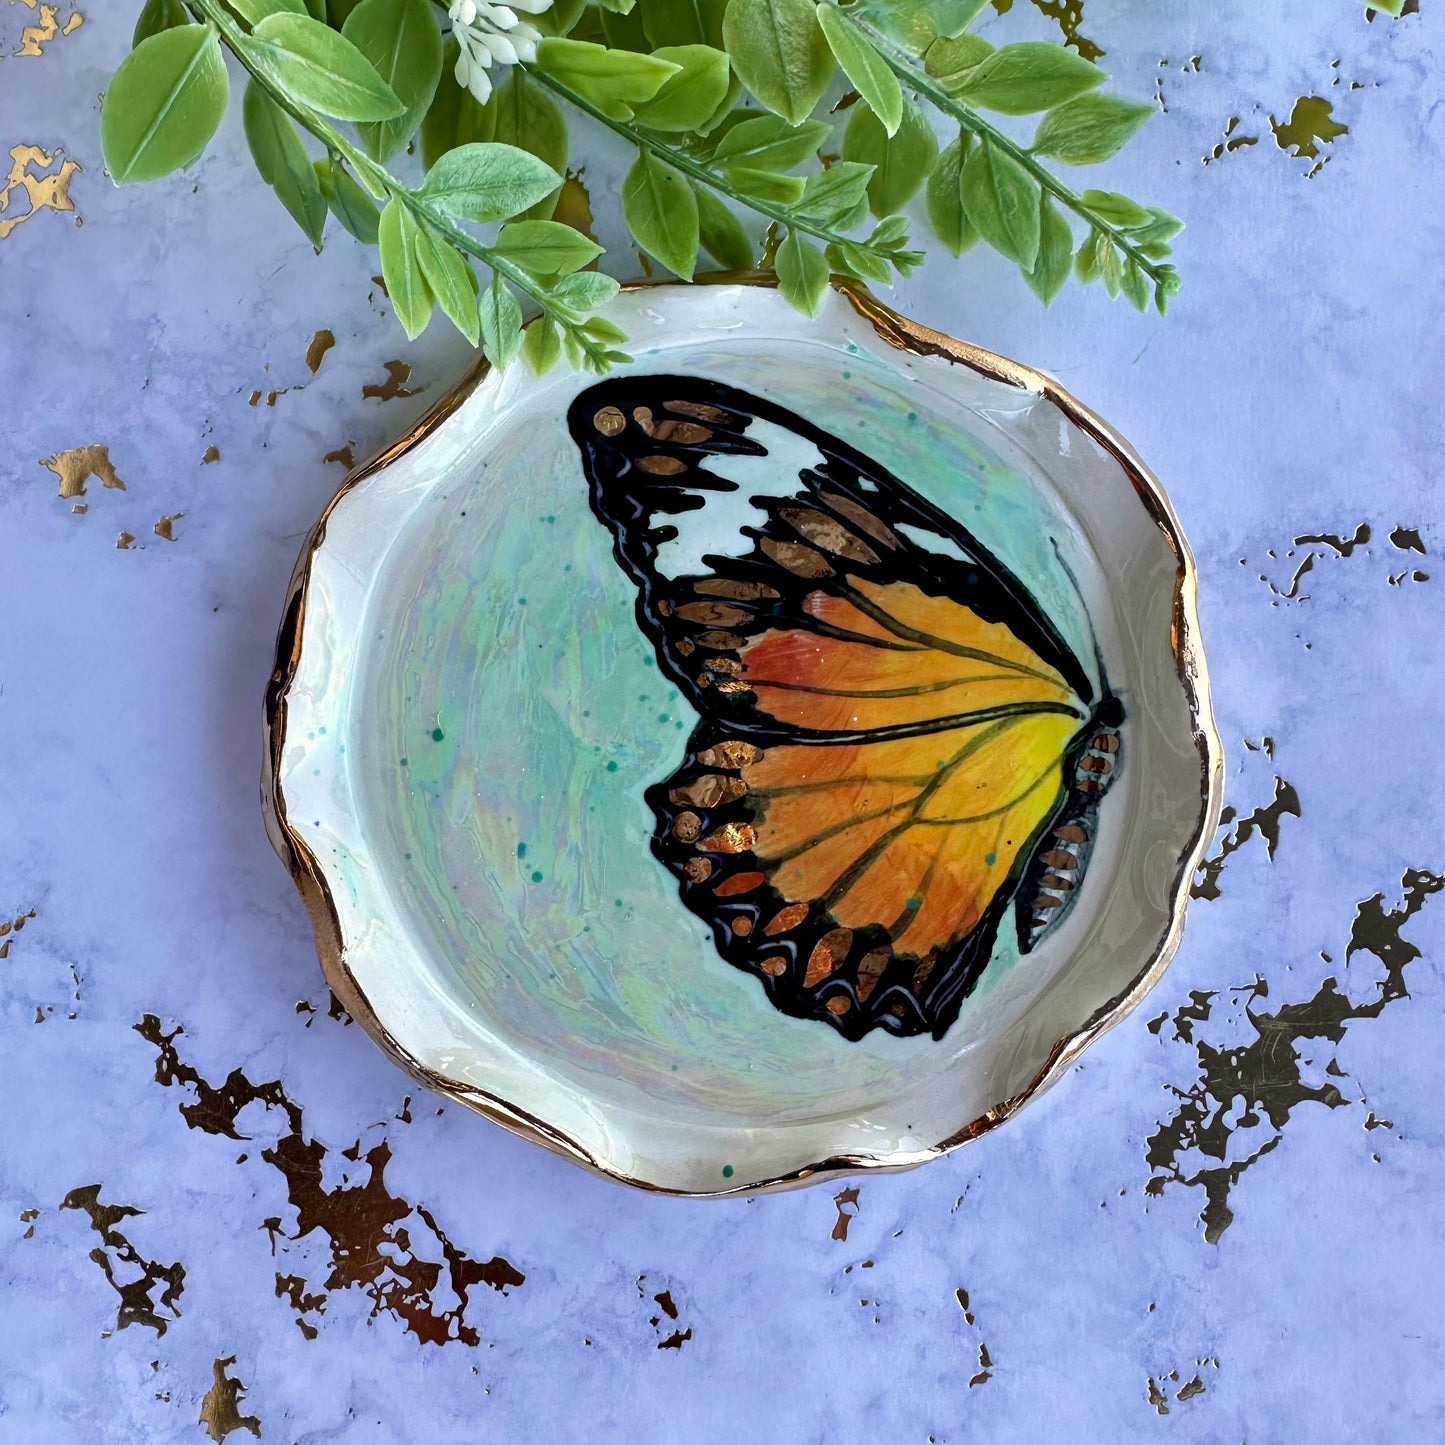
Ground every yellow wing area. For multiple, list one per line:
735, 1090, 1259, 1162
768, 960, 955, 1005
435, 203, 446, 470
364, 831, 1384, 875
711, 576, 1086, 965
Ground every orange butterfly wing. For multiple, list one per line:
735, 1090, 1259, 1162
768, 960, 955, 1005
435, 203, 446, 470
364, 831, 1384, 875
571, 377, 1116, 1040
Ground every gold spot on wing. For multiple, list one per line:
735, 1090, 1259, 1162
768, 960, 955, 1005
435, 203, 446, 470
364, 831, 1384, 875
697, 741, 763, 769
676, 601, 752, 627
665, 399, 731, 423
636, 455, 687, 475
760, 955, 787, 976
731, 917, 753, 936
669, 775, 747, 808
805, 928, 852, 986
761, 537, 833, 578
779, 505, 879, 564
825, 996, 851, 1015
856, 947, 890, 1001
593, 405, 625, 436
696, 578, 780, 601
716, 871, 764, 896
41, 444, 123, 498
817, 489, 900, 549
672, 812, 702, 843
693, 630, 746, 650
764, 902, 809, 935
683, 857, 712, 883
700, 822, 756, 854
1040, 850, 1078, 870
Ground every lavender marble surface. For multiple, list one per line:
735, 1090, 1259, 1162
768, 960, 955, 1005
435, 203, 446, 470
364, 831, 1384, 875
3, 2, 1443, 1440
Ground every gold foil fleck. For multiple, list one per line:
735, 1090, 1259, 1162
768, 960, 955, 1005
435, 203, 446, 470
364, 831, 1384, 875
198, 1358, 260, 1442
59, 1184, 185, 1334
71, 502, 86, 514
116, 531, 134, 549
154, 514, 182, 541
551, 170, 597, 252
41, 444, 121, 498
362, 360, 420, 401
202, 445, 220, 464
61, 10, 82, 33
14, 4, 57, 56
1271, 96, 1348, 160
305, 328, 335, 373
324, 444, 356, 468
830, 1185, 859, 1241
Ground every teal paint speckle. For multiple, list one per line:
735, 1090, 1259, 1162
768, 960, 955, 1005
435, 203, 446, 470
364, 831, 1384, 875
531, 870, 544, 883
906, 896, 921, 911
721, 1164, 734, 1178
985, 852, 997, 866
399, 756, 408, 767
518, 597, 527, 605
517, 842, 527, 858
431, 727, 445, 742
404, 852, 412, 860
606, 760, 618, 773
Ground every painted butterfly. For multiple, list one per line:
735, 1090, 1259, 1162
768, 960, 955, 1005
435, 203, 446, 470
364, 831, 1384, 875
568, 376, 1122, 1042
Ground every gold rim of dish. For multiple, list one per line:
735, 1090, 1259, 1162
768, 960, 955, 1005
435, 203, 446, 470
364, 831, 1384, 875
261, 274, 1225, 1197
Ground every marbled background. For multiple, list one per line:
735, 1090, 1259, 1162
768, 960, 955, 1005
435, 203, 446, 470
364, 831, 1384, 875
3, 1, 1443, 1440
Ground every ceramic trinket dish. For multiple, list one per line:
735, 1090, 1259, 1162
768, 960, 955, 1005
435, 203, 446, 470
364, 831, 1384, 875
264, 279, 1222, 1195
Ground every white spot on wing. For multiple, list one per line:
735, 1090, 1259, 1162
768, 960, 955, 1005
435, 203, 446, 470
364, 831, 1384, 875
652, 418, 827, 580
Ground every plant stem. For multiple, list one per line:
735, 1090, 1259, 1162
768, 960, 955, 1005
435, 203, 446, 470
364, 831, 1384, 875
525, 69, 898, 263
187, 0, 608, 362
838, 7, 1172, 285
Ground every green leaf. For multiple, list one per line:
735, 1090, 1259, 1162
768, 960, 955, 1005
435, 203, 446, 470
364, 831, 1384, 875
377, 200, 433, 338
302, 0, 325, 20
774, 228, 828, 316
843, 96, 937, 220
315, 156, 381, 243
922, 33, 991, 93
522, 315, 563, 375
825, 238, 891, 285
711, 114, 829, 170
924, 132, 976, 256
1073, 229, 1101, 283
553, 270, 621, 311
857, 0, 989, 49
415, 227, 479, 344
1121, 256, 1150, 312
228, 0, 305, 25
695, 185, 755, 271
954, 41, 1103, 115
598, 0, 636, 11
1031, 94, 1155, 166
959, 135, 1040, 268
815, 4, 903, 136
342, 0, 443, 163
478, 274, 524, 369
1131, 206, 1185, 248
246, 13, 404, 122
421, 142, 561, 222
621, 152, 699, 280
723, 0, 832, 126
721, 165, 806, 206
632, 45, 731, 131
133, 0, 189, 45
326, 0, 361, 23
533, 36, 678, 120
1098, 233, 1122, 297
488, 72, 568, 219
794, 160, 873, 227
243, 79, 327, 248
492, 219, 603, 276
420, 37, 495, 169
639, 0, 726, 48
1024, 194, 1072, 305
1078, 188, 1151, 229
100, 24, 230, 185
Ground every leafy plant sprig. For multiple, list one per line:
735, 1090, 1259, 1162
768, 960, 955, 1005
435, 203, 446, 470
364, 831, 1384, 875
102, 0, 1187, 376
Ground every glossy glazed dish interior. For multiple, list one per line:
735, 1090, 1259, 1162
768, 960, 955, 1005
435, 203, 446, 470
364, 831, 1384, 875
265, 282, 1221, 1194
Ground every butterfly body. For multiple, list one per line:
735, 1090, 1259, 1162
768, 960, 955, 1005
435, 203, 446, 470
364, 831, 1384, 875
569, 376, 1121, 1042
